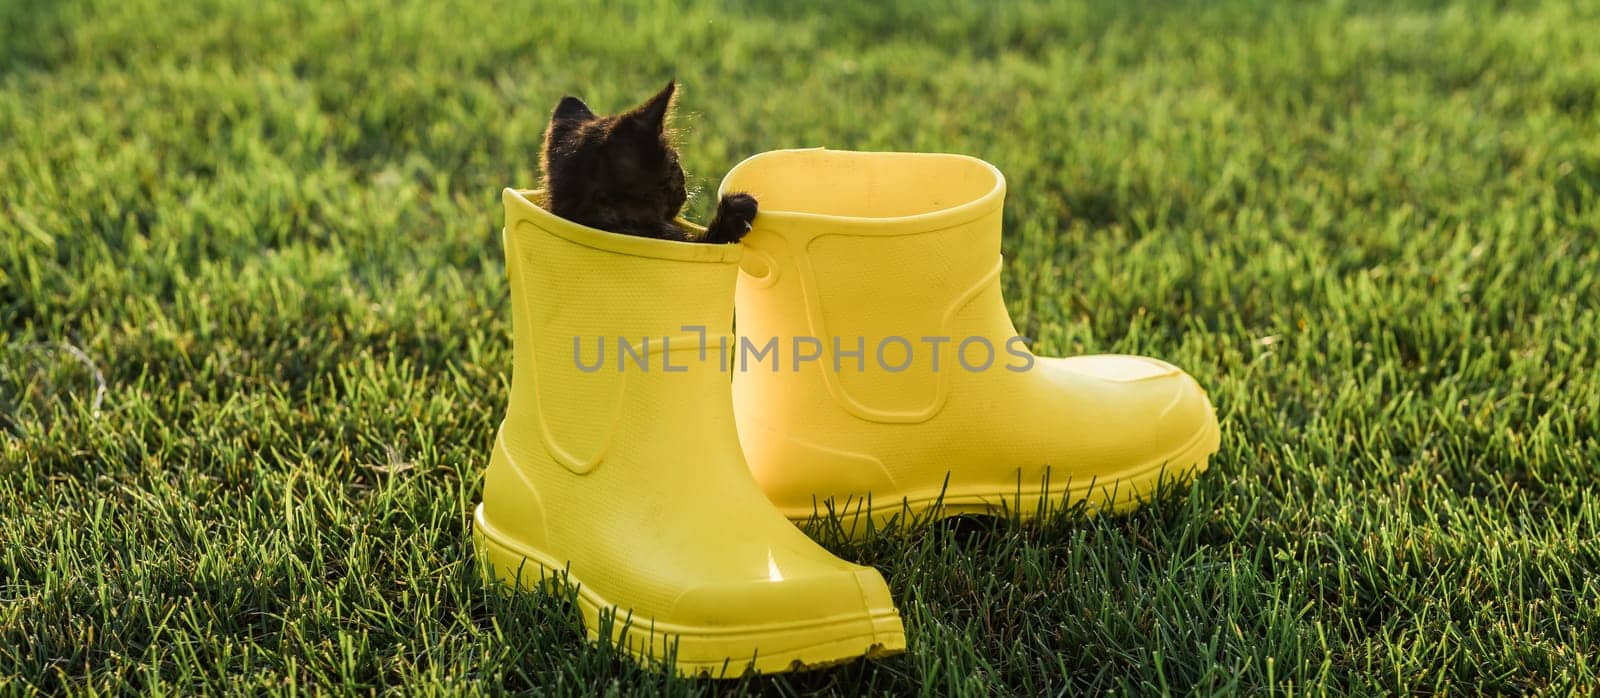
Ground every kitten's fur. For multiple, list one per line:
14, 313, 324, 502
540, 81, 756, 244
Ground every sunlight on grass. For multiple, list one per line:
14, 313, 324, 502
2, 0, 1598, 693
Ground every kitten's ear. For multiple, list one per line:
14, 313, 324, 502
552, 95, 596, 123
629, 80, 675, 132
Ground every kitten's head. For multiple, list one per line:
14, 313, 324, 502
539, 81, 688, 233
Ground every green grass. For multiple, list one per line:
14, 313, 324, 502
3, 0, 1598, 693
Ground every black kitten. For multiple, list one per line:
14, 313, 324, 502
540, 81, 756, 244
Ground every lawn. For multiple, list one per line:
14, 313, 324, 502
3, 0, 1598, 694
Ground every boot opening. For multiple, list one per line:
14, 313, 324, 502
721, 149, 1004, 220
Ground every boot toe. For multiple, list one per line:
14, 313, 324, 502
668, 566, 895, 629
1155, 368, 1220, 466
1052, 354, 1219, 469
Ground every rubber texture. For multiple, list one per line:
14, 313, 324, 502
474, 507, 904, 676
473, 188, 905, 677
719, 149, 1222, 535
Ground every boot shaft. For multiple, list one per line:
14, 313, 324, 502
499, 188, 742, 471
720, 149, 1022, 424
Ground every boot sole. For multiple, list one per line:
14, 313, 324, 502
472, 506, 906, 678
785, 413, 1222, 534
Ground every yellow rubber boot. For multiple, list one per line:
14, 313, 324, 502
472, 189, 905, 677
719, 149, 1221, 534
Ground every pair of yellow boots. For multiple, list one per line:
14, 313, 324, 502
472, 148, 1221, 676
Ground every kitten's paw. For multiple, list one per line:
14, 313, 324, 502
705, 193, 758, 244
719, 192, 759, 225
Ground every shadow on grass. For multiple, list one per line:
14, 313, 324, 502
470, 468, 1218, 694
0, 0, 80, 75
